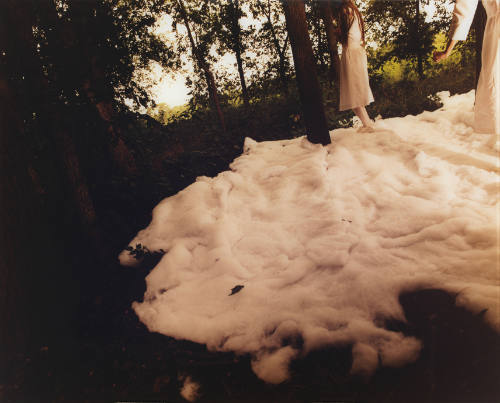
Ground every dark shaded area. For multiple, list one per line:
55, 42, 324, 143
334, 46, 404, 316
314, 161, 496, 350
360, 289, 500, 403
3, 256, 500, 403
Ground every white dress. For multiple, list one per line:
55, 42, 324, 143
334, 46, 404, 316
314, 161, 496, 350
339, 13, 374, 111
449, 0, 499, 134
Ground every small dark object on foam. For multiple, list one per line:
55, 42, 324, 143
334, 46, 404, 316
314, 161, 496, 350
229, 285, 244, 296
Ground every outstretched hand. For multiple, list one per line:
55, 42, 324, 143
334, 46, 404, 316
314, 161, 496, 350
433, 39, 456, 63
433, 51, 448, 63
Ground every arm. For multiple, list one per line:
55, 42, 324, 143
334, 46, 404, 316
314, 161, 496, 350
433, 39, 458, 62
449, 0, 478, 41
433, 0, 478, 62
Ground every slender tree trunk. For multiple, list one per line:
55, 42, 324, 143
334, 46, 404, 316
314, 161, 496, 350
473, 0, 487, 88
177, 0, 226, 131
311, 8, 326, 72
416, 0, 424, 79
203, 66, 226, 131
318, 0, 340, 84
230, 0, 249, 107
281, 0, 330, 145
275, 33, 290, 95
263, 0, 289, 95
234, 47, 249, 106
278, 37, 289, 95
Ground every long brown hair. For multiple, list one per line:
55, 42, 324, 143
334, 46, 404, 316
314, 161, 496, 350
334, 0, 365, 46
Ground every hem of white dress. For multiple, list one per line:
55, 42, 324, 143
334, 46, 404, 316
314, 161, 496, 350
473, 125, 500, 135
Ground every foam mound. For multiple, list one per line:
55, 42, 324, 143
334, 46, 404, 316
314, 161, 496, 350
120, 91, 499, 383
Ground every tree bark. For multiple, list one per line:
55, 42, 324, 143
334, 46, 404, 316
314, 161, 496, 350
230, 0, 250, 107
1, 0, 98, 235
318, 0, 340, 84
0, 47, 36, 367
68, 0, 138, 175
0, 0, 79, 366
281, 0, 331, 145
177, 0, 226, 132
473, 0, 487, 88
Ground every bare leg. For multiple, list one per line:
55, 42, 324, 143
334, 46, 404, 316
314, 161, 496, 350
352, 106, 373, 128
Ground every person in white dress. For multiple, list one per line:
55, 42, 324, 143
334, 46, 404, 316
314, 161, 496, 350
335, 0, 375, 131
433, 0, 499, 135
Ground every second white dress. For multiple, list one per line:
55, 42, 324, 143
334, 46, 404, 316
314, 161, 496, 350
449, 0, 499, 135
339, 14, 374, 111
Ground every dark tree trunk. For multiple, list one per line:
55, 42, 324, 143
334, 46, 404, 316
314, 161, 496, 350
53, 123, 98, 231
473, 0, 487, 88
177, 0, 226, 132
230, 0, 250, 107
68, 0, 138, 175
1, 0, 98, 236
33, 1, 102, 238
416, 0, 424, 79
0, 44, 38, 368
318, 0, 340, 84
281, 0, 331, 145
0, 0, 80, 368
34, 0, 137, 177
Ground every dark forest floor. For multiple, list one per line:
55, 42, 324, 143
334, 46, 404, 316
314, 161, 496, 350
3, 276, 500, 403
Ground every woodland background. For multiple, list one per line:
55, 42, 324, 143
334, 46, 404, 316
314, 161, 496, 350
0, 0, 490, 401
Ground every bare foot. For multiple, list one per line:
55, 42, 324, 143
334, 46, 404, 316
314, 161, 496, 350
357, 125, 375, 133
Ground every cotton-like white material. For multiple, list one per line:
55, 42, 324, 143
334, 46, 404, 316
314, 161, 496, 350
449, 0, 499, 135
339, 13, 374, 111
120, 91, 499, 384
179, 376, 200, 402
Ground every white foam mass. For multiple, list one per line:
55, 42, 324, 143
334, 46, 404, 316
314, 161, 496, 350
120, 91, 499, 383
179, 375, 200, 402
